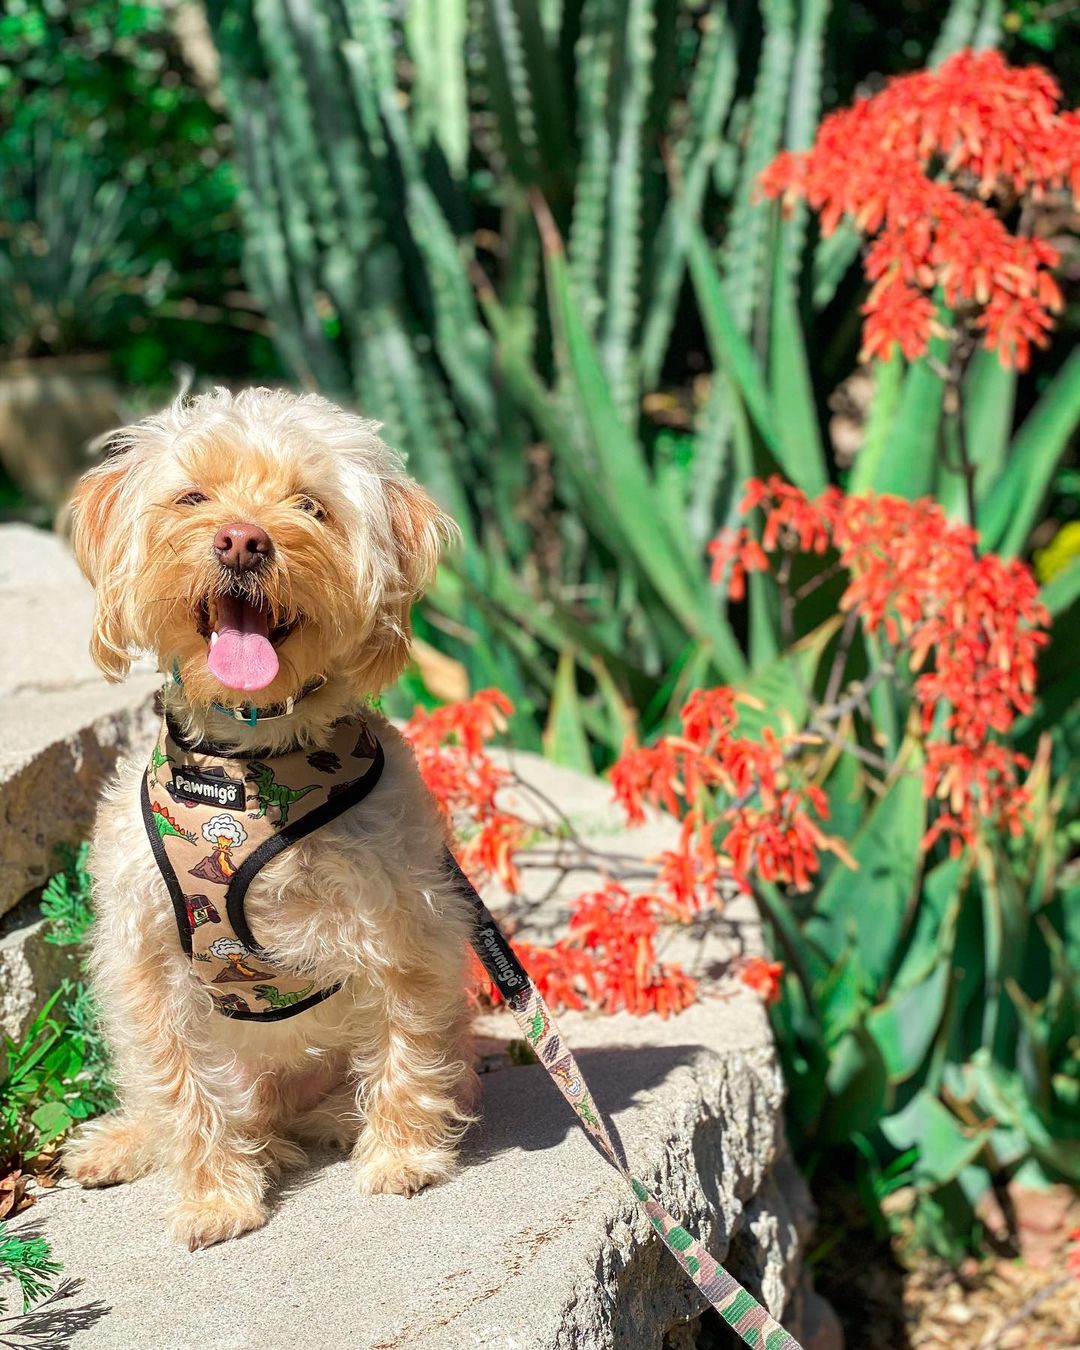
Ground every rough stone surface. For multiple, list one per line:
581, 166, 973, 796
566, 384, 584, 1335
0, 898, 80, 1040
23, 746, 821, 1350
0, 523, 159, 919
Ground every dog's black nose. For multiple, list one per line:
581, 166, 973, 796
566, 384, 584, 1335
213, 522, 272, 572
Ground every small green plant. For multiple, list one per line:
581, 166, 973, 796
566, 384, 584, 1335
0, 846, 114, 1169
0, 994, 96, 1165
0, 1222, 62, 1315
39, 843, 93, 947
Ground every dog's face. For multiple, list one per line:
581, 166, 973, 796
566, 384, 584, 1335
69, 388, 456, 707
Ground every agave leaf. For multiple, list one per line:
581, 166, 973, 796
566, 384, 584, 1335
686, 222, 779, 458
805, 744, 926, 996
542, 221, 748, 675
979, 349, 1080, 557
589, 656, 639, 751
769, 226, 828, 493
818, 1023, 891, 1142
881, 1089, 991, 1185
543, 649, 594, 771
868, 963, 953, 1084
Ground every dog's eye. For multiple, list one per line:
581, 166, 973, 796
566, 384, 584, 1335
295, 495, 326, 521
176, 490, 209, 507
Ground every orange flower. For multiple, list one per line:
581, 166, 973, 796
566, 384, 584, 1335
739, 957, 784, 1005
759, 50, 1076, 369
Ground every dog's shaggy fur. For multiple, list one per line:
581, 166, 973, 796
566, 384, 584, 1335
62, 387, 477, 1249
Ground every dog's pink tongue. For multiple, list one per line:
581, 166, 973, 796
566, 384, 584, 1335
207, 594, 279, 691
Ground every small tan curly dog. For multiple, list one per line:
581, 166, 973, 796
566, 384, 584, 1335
62, 387, 477, 1250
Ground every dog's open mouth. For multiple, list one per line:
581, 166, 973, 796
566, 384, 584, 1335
196, 590, 298, 693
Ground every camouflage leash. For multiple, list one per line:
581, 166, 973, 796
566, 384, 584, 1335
448, 852, 803, 1350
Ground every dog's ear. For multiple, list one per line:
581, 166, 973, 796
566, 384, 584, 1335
68, 433, 137, 680
384, 477, 459, 600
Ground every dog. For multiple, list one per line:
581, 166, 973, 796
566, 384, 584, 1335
62, 387, 478, 1250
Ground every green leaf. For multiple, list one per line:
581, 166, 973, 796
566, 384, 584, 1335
881, 1089, 991, 1185
980, 349, 1080, 557
686, 220, 779, 458
805, 749, 926, 994
542, 225, 748, 676
891, 856, 965, 993
818, 1024, 891, 1142
543, 649, 593, 772
868, 963, 952, 1083
1042, 557, 1080, 616
30, 1100, 74, 1147
768, 226, 828, 494
853, 357, 945, 498
736, 616, 842, 739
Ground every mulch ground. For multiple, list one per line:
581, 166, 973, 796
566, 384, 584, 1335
812, 1180, 1080, 1349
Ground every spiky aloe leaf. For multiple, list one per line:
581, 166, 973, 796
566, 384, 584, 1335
722, 0, 795, 335
405, 0, 469, 177
480, 0, 571, 191
568, 0, 618, 332
980, 349, 1080, 557
597, 0, 655, 424
640, 3, 739, 387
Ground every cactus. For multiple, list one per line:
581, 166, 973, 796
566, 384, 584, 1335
207, 1, 1014, 758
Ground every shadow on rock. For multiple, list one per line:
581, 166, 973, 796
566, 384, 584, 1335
0, 1276, 111, 1349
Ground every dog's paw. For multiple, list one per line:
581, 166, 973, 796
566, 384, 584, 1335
64, 1115, 152, 1188
168, 1194, 269, 1251
352, 1139, 455, 1198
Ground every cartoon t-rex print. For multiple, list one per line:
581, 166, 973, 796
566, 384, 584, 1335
253, 981, 315, 1010
245, 762, 318, 825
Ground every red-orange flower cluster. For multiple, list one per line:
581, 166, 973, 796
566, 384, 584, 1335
724, 476, 1050, 851
472, 882, 698, 1018
739, 957, 785, 1005
759, 50, 1077, 369
403, 689, 526, 892
611, 686, 851, 895
409, 692, 698, 1016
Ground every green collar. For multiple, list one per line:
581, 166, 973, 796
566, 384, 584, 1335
168, 662, 327, 727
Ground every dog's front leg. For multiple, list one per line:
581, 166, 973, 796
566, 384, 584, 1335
70, 951, 271, 1249
350, 961, 475, 1198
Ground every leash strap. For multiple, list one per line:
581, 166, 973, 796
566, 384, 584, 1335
447, 851, 803, 1350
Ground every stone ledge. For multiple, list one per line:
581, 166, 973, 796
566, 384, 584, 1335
0, 523, 159, 921
1, 521, 828, 1348
23, 754, 821, 1349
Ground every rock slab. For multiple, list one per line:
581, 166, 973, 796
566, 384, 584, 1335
24, 750, 822, 1349
0, 523, 158, 1034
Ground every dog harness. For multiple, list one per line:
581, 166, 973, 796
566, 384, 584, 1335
141, 711, 384, 1021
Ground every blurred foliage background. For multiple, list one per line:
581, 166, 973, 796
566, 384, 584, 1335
1, 0, 1078, 1290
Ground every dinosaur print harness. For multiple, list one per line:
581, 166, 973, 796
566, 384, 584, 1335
141, 711, 384, 1021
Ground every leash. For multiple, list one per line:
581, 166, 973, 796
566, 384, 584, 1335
447, 850, 803, 1350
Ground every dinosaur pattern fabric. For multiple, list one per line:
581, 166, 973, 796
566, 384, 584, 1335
142, 712, 384, 1021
